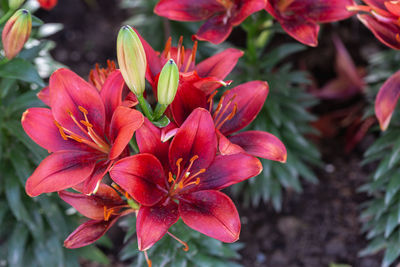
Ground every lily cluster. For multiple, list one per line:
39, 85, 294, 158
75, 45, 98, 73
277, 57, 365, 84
21, 25, 287, 261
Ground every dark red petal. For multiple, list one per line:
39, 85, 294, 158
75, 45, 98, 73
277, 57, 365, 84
109, 106, 144, 160
154, 0, 224, 21
315, 78, 361, 100
333, 36, 364, 90
25, 150, 97, 197
302, 0, 356, 23
357, 14, 400, 50
37, 86, 50, 106
375, 70, 400, 130
281, 18, 320, 47
58, 184, 123, 220
169, 108, 217, 173
109, 154, 166, 206
231, 0, 266, 25
218, 81, 269, 135
79, 161, 112, 195
196, 153, 262, 191
64, 217, 119, 248
217, 130, 245, 155
21, 107, 86, 152
229, 131, 287, 162
170, 82, 208, 126
195, 14, 233, 44
196, 48, 243, 80
100, 70, 127, 125
136, 201, 179, 251
180, 71, 228, 96
136, 117, 170, 165
363, 0, 387, 11
179, 190, 240, 242
49, 68, 106, 137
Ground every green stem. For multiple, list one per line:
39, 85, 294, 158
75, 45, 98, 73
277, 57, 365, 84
0, 9, 14, 25
153, 103, 168, 120
137, 94, 153, 120
129, 139, 139, 154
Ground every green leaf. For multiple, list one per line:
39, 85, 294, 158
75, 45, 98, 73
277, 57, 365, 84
383, 240, 400, 267
78, 246, 110, 265
8, 222, 29, 267
152, 115, 170, 128
0, 58, 45, 86
385, 173, 400, 205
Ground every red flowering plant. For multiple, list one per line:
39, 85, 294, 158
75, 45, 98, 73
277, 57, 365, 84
154, 0, 266, 44
265, 0, 356, 46
349, 0, 400, 50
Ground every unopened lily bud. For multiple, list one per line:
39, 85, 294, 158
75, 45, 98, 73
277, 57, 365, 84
2, 9, 31, 60
117, 25, 146, 96
157, 59, 179, 105
8, 0, 24, 10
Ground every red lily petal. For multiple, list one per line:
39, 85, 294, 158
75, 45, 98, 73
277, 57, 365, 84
49, 68, 106, 137
216, 130, 245, 155
385, 1, 400, 16
64, 217, 119, 249
180, 71, 228, 95
230, 0, 266, 25
37, 86, 50, 106
100, 70, 127, 125
137, 201, 179, 251
79, 161, 112, 195
154, 0, 224, 21
58, 184, 123, 220
303, 0, 356, 23
169, 108, 217, 173
229, 131, 287, 162
375, 70, 400, 130
38, 0, 57, 10
315, 78, 361, 100
25, 150, 97, 197
179, 190, 240, 242
357, 14, 400, 50
109, 154, 166, 206
136, 117, 170, 165
170, 83, 208, 126
218, 81, 269, 136
21, 108, 87, 152
363, 0, 387, 11
196, 153, 262, 191
196, 48, 243, 80
195, 14, 233, 44
108, 106, 144, 160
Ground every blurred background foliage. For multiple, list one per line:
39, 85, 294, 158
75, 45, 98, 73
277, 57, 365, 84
359, 49, 400, 267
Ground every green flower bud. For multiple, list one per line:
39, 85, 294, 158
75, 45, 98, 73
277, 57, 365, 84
8, 0, 24, 9
157, 59, 179, 105
2, 9, 32, 60
117, 25, 146, 96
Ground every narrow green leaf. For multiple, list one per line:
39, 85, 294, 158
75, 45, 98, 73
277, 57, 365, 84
0, 58, 45, 86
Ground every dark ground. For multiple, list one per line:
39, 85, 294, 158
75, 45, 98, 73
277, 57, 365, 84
38, 1, 382, 266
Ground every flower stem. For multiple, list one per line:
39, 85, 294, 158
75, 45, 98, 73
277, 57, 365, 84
137, 93, 154, 120
153, 103, 168, 120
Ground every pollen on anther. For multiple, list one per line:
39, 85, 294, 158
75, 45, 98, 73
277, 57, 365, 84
78, 106, 88, 114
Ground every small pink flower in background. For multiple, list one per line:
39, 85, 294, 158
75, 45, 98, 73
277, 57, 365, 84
265, 0, 356, 46
22, 68, 143, 196
154, 0, 266, 44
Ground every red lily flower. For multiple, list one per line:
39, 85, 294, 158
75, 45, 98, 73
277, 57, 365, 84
38, 0, 57, 10
351, 0, 400, 49
59, 183, 135, 248
265, 0, 356, 46
137, 32, 243, 94
168, 80, 287, 162
110, 108, 263, 250
154, 0, 266, 44
89, 60, 117, 91
375, 70, 400, 130
21, 68, 144, 196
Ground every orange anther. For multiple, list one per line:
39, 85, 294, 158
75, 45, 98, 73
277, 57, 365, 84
78, 106, 88, 114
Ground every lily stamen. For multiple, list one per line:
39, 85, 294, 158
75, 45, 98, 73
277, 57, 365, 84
214, 94, 237, 127
167, 232, 189, 251
144, 251, 152, 267
215, 103, 237, 129
176, 36, 184, 69
184, 40, 197, 72
163, 37, 172, 59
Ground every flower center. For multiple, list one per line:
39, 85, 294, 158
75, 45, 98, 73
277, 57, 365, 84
168, 155, 206, 195
54, 106, 110, 154
208, 90, 238, 130
162, 36, 198, 73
